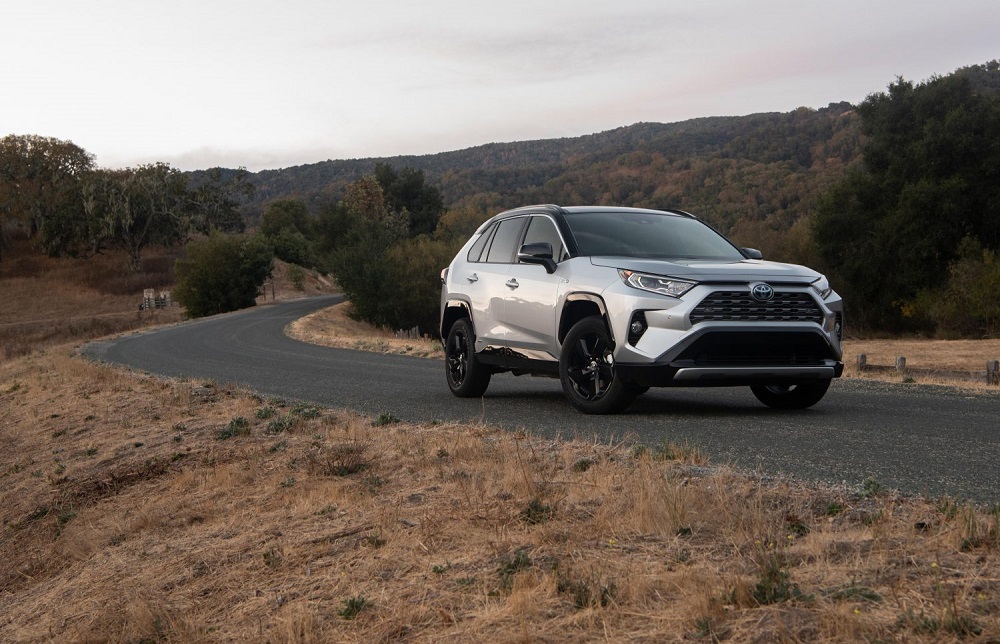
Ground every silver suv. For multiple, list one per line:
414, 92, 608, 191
440, 205, 843, 414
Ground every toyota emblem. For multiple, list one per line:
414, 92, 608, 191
751, 283, 774, 302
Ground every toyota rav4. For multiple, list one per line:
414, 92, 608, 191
439, 205, 843, 414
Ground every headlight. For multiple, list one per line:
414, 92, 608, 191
811, 275, 832, 299
618, 270, 696, 298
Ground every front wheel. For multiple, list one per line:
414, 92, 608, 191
445, 318, 491, 397
559, 317, 636, 414
750, 380, 831, 409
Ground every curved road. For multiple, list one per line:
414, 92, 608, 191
84, 295, 1000, 503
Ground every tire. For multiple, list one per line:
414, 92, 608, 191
559, 317, 636, 414
445, 318, 491, 397
750, 380, 831, 409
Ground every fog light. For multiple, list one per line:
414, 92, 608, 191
628, 312, 648, 346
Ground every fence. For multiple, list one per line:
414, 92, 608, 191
141, 289, 173, 310
855, 354, 1000, 385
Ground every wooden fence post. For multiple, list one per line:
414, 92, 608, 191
856, 354, 867, 371
895, 356, 906, 371
988, 360, 999, 385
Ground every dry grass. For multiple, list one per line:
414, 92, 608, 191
0, 241, 184, 359
288, 301, 443, 359
2, 349, 998, 641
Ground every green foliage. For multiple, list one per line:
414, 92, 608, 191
0, 134, 94, 261
217, 417, 250, 440
814, 71, 1000, 331
338, 596, 370, 620
374, 162, 445, 237
173, 232, 274, 318
187, 167, 254, 234
330, 206, 460, 333
907, 237, 1000, 336
260, 198, 312, 238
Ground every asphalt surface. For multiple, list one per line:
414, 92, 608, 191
83, 295, 1000, 503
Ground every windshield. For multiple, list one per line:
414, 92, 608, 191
564, 211, 745, 260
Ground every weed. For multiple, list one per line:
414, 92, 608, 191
279, 477, 296, 488
521, 498, 554, 525
266, 415, 297, 434
437, 448, 449, 459
52, 429, 66, 438
291, 404, 320, 419
432, 563, 451, 574
338, 596, 370, 620
263, 548, 282, 568
268, 440, 288, 453
256, 406, 276, 420
315, 504, 337, 516
751, 545, 804, 605
828, 585, 882, 603
85, 447, 98, 457
363, 475, 386, 492
784, 512, 810, 537
363, 532, 386, 548
825, 500, 845, 516
861, 476, 884, 498
497, 549, 532, 589
371, 412, 401, 426
5, 383, 21, 394
572, 457, 596, 472
218, 417, 250, 440
310, 439, 373, 476
172, 434, 183, 443
557, 576, 617, 609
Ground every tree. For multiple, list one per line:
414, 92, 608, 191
0, 134, 94, 261
374, 163, 444, 237
103, 163, 191, 272
188, 167, 254, 234
813, 73, 1000, 331
259, 198, 312, 238
173, 233, 273, 318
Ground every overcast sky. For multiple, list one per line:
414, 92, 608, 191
3, 0, 997, 171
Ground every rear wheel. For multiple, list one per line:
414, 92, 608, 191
445, 318, 491, 397
559, 317, 636, 414
751, 380, 831, 409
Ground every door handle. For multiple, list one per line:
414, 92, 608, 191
466, 273, 479, 283
506, 278, 519, 289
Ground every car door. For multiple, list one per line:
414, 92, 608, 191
463, 217, 526, 353
502, 215, 568, 361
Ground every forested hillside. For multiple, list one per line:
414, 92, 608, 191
238, 104, 861, 264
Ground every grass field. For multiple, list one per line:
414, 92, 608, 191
1, 247, 999, 641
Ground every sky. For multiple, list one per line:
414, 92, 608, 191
3, 0, 997, 172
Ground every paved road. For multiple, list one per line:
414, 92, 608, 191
84, 295, 1000, 503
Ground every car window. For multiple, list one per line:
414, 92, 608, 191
566, 212, 744, 259
485, 218, 525, 263
466, 223, 495, 262
521, 216, 565, 262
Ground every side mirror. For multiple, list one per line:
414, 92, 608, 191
742, 248, 763, 260
517, 242, 557, 274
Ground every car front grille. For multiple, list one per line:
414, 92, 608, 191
690, 291, 823, 324
674, 332, 834, 367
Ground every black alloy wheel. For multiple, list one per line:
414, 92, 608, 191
445, 318, 491, 397
559, 317, 635, 414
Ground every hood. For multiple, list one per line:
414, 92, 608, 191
589, 257, 821, 284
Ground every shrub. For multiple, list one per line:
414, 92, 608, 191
173, 232, 273, 318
